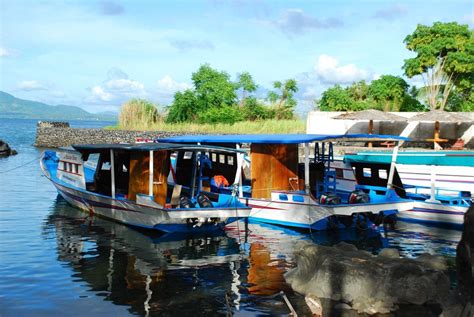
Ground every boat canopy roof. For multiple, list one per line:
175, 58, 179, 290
72, 142, 247, 154
344, 151, 474, 167
158, 133, 408, 145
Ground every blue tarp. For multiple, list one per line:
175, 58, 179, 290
158, 134, 409, 144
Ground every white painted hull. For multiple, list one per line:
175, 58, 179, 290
241, 192, 413, 229
398, 201, 467, 225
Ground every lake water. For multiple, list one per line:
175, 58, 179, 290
0, 118, 463, 316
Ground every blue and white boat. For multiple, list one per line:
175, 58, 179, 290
159, 134, 414, 230
40, 143, 251, 233
340, 151, 473, 227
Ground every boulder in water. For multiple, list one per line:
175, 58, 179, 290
285, 242, 450, 315
0, 140, 17, 157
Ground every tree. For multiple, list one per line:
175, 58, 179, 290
318, 85, 367, 111
402, 22, 474, 110
368, 75, 409, 111
166, 90, 197, 123
236, 72, 258, 107
191, 64, 237, 109
346, 80, 370, 102
267, 79, 298, 119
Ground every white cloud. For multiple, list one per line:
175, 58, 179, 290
91, 86, 113, 102
157, 75, 192, 95
314, 54, 374, 85
0, 47, 17, 57
88, 68, 147, 105
17, 80, 48, 91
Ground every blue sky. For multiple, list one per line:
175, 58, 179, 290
0, 0, 473, 114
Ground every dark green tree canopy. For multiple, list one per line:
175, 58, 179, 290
368, 75, 409, 111
191, 64, 237, 109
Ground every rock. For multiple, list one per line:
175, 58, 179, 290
379, 248, 400, 258
0, 140, 17, 157
456, 204, 474, 305
305, 293, 323, 316
334, 302, 352, 310
285, 243, 450, 315
34, 121, 204, 148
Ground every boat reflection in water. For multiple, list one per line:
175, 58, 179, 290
45, 197, 462, 316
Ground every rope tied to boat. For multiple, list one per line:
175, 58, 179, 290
0, 155, 42, 174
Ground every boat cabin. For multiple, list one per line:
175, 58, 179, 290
71, 143, 247, 208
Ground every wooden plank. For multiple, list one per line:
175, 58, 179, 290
250, 144, 298, 199
128, 151, 149, 201
152, 150, 170, 206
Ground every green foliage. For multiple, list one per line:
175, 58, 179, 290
119, 98, 161, 129
346, 80, 370, 102
197, 105, 244, 124
241, 97, 276, 121
318, 85, 366, 111
166, 90, 197, 123
236, 72, 258, 106
267, 79, 298, 119
403, 22, 474, 109
368, 75, 409, 111
192, 64, 237, 109
445, 89, 474, 112
400, 94, 426, 112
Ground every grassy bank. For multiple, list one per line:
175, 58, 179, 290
109, 119, 306, 134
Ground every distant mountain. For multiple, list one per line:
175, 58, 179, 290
0, 91, 117, 121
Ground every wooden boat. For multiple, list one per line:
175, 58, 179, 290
40, 143, 251, 232
338, 151, 473, 227
159, 134, 414, 230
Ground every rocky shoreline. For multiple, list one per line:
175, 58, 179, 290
34, 121, 195, 148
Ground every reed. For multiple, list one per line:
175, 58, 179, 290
118, 99, 162, 129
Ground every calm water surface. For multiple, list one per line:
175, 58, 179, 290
0, 118, 462, 316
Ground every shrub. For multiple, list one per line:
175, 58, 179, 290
197, 104, 244, 124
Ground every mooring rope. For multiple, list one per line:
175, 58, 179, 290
0, 155, 42, 174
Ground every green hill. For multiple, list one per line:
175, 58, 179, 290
0, 91, 117, 121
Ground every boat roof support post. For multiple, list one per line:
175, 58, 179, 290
386, 141, 403, 193
110, 149, 115, 199
304, 142, 310, 194
235, 144, 244, 198
149, 150, 154, 197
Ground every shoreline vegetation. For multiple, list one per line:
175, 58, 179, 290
109, 119, 305, 134
110, 22, 472, 135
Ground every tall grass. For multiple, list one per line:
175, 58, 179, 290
116, 98, 306, 133
112, 119, 305, 134
119, 99, 162, 129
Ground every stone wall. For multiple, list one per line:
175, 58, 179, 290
34, 121, 194, 148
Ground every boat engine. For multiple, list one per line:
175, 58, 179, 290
319, 193, 341, 205
179, 196, 195, 208
197, 194, 213, 208
348, 190, 370, 204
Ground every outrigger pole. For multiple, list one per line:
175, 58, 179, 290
304, 143, 310, 194
110, 149, 116, 199
386, 140, 404, 194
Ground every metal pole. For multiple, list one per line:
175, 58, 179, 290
110, 149, 115, 199
149, 150, 154, 197
236, 144, 243, 198
386, 141, 402, 193
304, 143, 310, 194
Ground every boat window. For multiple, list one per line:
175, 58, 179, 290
101, 162, 111, 170
183, 152, 193, 159
227, 156, 234, 166
211, 153, 217, 162
292, 195, 304, 202
363, 168, 371, 177
335, 168, 343, 178
279, 194, 288, 201
72, 164, 78, 174
378, 169, 387, 179
219, 154, 225, 164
